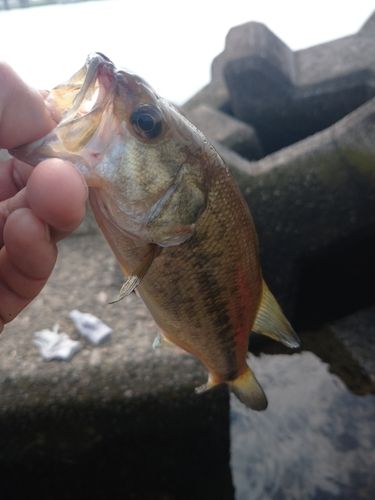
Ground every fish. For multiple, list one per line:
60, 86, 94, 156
11, 53, 300, 410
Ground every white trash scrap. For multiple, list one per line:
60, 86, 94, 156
33, 324, 81, 361
69, 309, 112, 345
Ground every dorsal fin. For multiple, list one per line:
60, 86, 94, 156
253, 280, 301, 348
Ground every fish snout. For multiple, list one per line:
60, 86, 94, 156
93, 52, 112, 63
84, 53, 116, 94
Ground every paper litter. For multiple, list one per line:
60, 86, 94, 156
33, 324, 81, 361
69, 309, 112, 345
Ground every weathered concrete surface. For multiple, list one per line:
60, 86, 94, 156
0, 233, 233, 500
184, 104, 262, 159
361, 10, 375, 33
215, 97, 375, 325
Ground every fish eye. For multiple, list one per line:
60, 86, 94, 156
130, 104, 162, 140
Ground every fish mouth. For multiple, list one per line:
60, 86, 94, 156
10, 52, 149, 167
10, 53, 121, 165
50, 52, 117, 125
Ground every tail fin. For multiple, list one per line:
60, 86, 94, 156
253, 280, 301, 349
228, 367, 268, 411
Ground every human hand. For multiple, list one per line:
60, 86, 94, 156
0, 63, 87, 333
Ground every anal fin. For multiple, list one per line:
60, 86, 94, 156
253, 280, 301, 348
152, 333, 177, 350
195, 373, 216, 395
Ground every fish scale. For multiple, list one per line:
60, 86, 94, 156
138, 164, 262, 383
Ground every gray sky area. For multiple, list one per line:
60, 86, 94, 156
0, 0, 374, 103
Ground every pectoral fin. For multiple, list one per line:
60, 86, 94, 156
253, 280, 301, 348
109, 245, 160, 304
145, 165, 206, 247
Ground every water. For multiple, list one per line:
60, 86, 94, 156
230, 352, 375, 500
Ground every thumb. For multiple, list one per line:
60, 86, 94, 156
0, 62, 55, 149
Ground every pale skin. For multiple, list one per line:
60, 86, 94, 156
0, 63, 88, 333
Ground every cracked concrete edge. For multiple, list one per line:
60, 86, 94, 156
183, 103, 263, 159
0, 349, 206, 415
360, 10, 375, 34
329, 306, 375, 385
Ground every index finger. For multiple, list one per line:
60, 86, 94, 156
0, 62, 56, 149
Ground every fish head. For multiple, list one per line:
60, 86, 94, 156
12, 53, 213, 244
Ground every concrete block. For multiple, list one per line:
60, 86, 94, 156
223, 15, 375, 154
212, 21, 295, 85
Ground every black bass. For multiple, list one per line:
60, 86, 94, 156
12, 53, 300, 410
